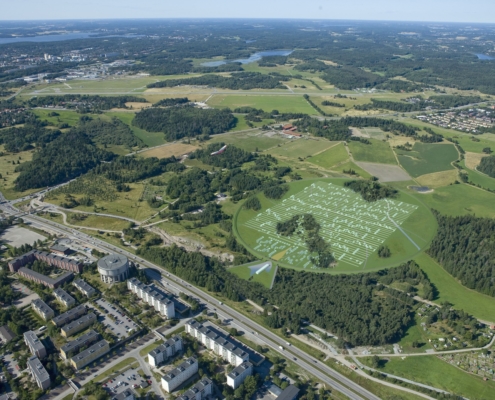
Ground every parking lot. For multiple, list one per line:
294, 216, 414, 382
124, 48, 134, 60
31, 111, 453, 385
94, 298, 139, 339
102, 367, 150, 397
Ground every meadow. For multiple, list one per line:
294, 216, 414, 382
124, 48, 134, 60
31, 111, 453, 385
307, 143, 350, 169
348, 139, 397, 165
208, 131, 287, 152
266, 138, 337, 159
396, 143, 458, 178
228, 261, 278, 289
0, 145, 39, 200
207, 94, 318, 114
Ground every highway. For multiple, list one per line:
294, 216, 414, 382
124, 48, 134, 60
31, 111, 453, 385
0, 202, 380, 400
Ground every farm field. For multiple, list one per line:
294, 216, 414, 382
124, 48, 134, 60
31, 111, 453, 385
337, 161, 373, 179
396, 143, 458, 178
228, 261, 278, 289
235, 179, 436, 274
419, 183, 495, 218
105, 111, 166, 147
348, 139, 397, 165
307, 142, 349, 169
414, 253, 495, 323
140, 143, 199, 159
267, 138, 336, 159
415, 170, 458, 188
361, 355, 495, 399
207, 94, 318, 114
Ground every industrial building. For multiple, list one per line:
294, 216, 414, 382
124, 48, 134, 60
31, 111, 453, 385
127, 278, 175, 319
97, 254, 129, 283
53, 288, 76, 308
186, 320, 249, 366
73, 279, 96, 297
161, 357, 198, 393
60, 330, 100, 359
227, 362, 253, 389
24, 331, 47, 359
176, 377, 213, 400
52, 304, 87, 327
32, 299, 55, 321
8, 249, 82, 273
27, 356, 50, 390
18, 267, 73, 289
70, 339, 110, 370
148, 335, 182, 367
61, 312, 96, 337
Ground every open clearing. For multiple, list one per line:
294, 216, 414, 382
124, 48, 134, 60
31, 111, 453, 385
465, 151, 488, 169
207, 94, 318, 115
415, 170, 458, 188
140, 143, 199, 159
348, 139, 397, 165
236, 179, 435, 273
0, 226, 46, 247
307, 143, 349, 169
267, 138, 336, 159
363, 355, 495, 399
355, 162, 411, 182
229, 261, 278, 289
208, 131, 286, 152
397, 142, 458, 178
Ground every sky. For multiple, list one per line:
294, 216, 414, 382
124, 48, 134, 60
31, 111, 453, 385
3, 0, 495, 23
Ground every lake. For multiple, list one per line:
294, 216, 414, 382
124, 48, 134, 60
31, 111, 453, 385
201, 50, 293, 67
0, 33, 144, 45
476, 53, 495, 60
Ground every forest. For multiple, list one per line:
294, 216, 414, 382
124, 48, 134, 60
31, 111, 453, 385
73, 117, 143, 149
0, 122, 60, 152
132, 106, 236, 141
188, 143, 254, 169
153, 97, 190, 107
428, 213, 495, 297
344, 179, 398, 202
477, 155, 495, 177
147, 72, 290, 90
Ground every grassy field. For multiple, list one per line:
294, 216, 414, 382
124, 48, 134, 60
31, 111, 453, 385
337, 161, 373, 179
0, 145, 39, 200
208, 131, 286, 152
414, 253, 495, 323
348, 139, 397, 165
415, 170, 458, 188
33, 109, 84, 127
105, 111, 166, 147
140, 143, 199, 159
396, 315, 434, 353
396, 143, 458, 178
207, 94, 318, 114
362, 355, 495, 399
307, 142, 349, 169
235, 178, 436, 274
64, 212, 129, 231
228, 261, 278, 289
266, 138, 337, 159
418, 183, 495, 218
459, 160, 495, 190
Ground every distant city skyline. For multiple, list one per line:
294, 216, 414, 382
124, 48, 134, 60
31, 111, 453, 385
3, 0, 495, 23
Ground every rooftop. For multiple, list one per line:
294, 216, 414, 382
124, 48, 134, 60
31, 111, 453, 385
61, 312, 96, 333
32, 299, 54, 315
24, 331, 45, 352
52, 304, 86, 325
27, 355, 50, 383
276, 385, 300, 400
97, 253, 128, 271
54, 288, 75, 303
73, 279, 95, 293
162, 357, 197, 382
71, 339, 108, 362
177, 377, 212, 400
20, 267, 73, 286
228, 362, 252, 379
149, 336, 181, 358
61, 329, 99, 354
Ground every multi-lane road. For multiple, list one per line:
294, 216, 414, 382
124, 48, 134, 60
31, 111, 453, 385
1, 200, 381, 400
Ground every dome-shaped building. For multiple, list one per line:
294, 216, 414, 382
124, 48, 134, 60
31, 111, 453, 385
97, 254, 129, 283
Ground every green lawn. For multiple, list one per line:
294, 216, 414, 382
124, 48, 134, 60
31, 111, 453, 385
228, 262, 278, 289
362, 355, 495, 399
267, 138, 337, 159
207, 94, 318, 114
105, 111, 166, 147
418, 183, 495, 218
414, 253, 495, 323
308, 143, 349, 169
396, 143, 458, 178
139, 340, 164, 357
348, 139, 397, 165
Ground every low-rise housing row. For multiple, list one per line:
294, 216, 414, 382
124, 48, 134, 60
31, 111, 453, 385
32, 299, 55, 321
73, 279, 96, 297
53, 288, 76, 308
8, 249, 83, 274
61, 312, 96, 337
52, 304, 86, 327
70, 339, 110, 370
186, 320, 249, 366
60, 329, 100, 359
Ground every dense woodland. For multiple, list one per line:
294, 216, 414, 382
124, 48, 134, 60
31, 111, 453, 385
344, 180, 399, 202
428, 213, 495, 297
132, 106, 236, 141
73, 117, 143, 149
477, 155, 495, 177
147, 72, 290, 90
0, 122, 60, 152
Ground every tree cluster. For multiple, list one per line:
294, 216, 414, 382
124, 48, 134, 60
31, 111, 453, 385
344, 179, 398, 202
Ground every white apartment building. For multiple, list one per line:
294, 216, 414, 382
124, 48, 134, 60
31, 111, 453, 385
127, 278, 175, 318
176, 377, 213, 400
148, 335, 182, 368
186, 320, 249, 367
161, 357, 198, 393
227, 362, 253, 389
